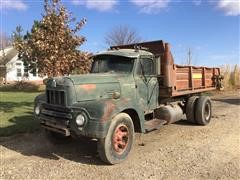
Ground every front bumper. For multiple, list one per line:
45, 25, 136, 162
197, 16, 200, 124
37, 103, 109, 138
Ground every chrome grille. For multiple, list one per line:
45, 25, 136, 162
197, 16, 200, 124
46, 90, 65, 106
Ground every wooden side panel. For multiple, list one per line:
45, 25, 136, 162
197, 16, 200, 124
174, 65, 220, 94
175, 67, 190, 91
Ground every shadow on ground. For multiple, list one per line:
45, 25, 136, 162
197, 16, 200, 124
0, 129, 105, 166
213, 97, 240, 105
0, 116, 198, 165
0, 101, 34, 113
0, 99, 105, 165
0, 113, 40, 136
174, 119, 196, 126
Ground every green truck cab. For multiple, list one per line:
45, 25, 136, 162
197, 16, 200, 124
34, 40, 222, 164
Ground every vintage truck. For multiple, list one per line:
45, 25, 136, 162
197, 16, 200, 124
34, 40, 223, 164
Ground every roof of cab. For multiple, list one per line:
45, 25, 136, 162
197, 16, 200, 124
94, 49, 153, 58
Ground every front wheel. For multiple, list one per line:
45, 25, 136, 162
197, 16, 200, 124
97, 113, 134, 164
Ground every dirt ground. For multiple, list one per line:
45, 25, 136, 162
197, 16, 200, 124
1, 91, 240, 179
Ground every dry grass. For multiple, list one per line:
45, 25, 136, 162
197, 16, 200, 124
221, 64, 240, 90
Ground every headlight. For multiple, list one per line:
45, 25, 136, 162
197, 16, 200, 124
76, 114, 85, 126
34, 104, 41, 115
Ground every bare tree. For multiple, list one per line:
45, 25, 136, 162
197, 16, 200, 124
0, 32, 11, 50
105, 25, 142, 46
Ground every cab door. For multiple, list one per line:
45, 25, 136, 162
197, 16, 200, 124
134, 57, 158, 113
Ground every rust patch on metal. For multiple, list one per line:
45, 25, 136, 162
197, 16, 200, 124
101, 100, 116, 122
79, 84, 96, 91
121, 98, 130, 105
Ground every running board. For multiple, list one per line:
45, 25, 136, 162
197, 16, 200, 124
144, 119, 167, 132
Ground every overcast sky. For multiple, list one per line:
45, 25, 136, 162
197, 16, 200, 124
1, 0, 239, 66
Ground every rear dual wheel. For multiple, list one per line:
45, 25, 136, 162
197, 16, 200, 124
186, 96, 198, 124
186, 96, 212, 125
195, 96, 212, 125
97, 113, 134, 165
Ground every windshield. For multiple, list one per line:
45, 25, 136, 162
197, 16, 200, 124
91, 55, 134, 74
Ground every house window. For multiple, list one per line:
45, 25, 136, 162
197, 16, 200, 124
32, 68, 37, 77
17, 68, 22, 77
16, 62, 22, 66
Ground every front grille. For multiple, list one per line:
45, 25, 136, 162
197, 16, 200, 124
40, 103, 71, 124
46, 90, 65, 106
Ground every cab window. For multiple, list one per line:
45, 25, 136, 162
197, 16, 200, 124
91, 55, 134, 74
136, 58, 155, 76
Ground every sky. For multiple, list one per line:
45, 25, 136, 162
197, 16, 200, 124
0, 0, 240, 66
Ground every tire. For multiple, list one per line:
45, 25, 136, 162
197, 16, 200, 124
195, 96, 212, 125
45, 130, 71, 144
186, 96, 199, 124
97, 113, 134, 165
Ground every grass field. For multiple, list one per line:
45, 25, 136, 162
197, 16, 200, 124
0, 92, 41, 136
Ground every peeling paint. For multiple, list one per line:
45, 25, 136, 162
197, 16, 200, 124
101, 100, 116, 122
79, 84, 96, 91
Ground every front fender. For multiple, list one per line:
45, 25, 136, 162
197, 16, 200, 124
73, 98, 145, 132
110, 105, 145, 133
34, 93, 46, 105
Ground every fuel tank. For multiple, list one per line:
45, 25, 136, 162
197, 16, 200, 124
155, 104, 184, 124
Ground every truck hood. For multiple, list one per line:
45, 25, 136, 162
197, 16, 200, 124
67, 74, 121, 102
68, 73, 119, 85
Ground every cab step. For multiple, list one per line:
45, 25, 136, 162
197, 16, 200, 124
144, 119, 167, 132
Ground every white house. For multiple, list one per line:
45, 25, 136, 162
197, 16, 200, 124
0, 47, 44, 83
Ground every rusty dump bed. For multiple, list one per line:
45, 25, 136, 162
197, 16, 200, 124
169, 65, 220, 97
111, 40, 222, 98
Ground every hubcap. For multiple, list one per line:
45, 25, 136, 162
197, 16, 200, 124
204, 102, 211, 121
113, 124, 129, 154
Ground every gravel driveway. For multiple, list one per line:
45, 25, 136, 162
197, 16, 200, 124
1, 92, 240, 179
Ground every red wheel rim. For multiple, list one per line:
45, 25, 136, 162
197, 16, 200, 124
112, 124, 129, 154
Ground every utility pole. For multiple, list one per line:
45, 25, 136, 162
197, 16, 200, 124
187, 48, 192, 65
